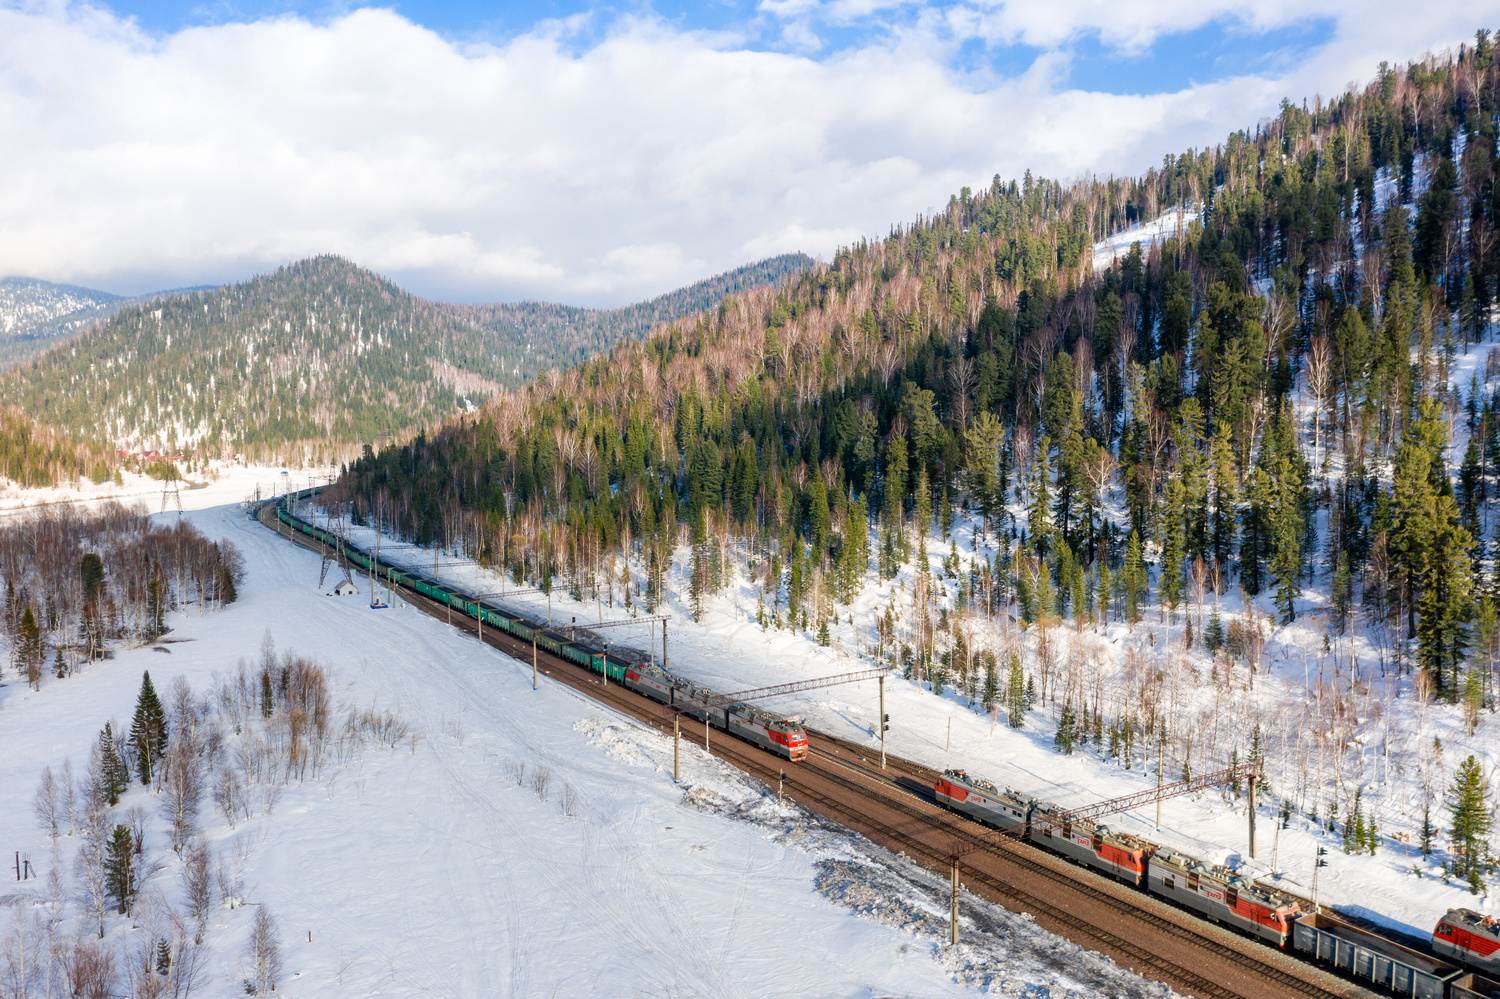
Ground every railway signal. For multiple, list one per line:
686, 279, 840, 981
1313, 846, 1328, 913
879, 675, 887, 770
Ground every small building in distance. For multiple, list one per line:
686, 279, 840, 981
332, 580, 360, 597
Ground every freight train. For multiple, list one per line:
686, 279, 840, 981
270, 491, 1493, 998
936, 768, 1500, 999
272, 492, 807, 762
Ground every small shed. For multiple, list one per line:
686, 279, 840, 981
333, 580, 360, 597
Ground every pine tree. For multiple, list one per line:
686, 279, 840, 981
981, 652, 999, 710
1005, 652, 1026, 729
1205, 608, 1224, 651
260, 669, 275, 718
1027, 436, 1053, 558
129, 671, 169, 785
52, 645, 67, 679
1331, 552, 1353, 633
1418, 492, 1474, 691
1123, 529, 1147, 625
1249, 723, 1269, 794
146, 573, 166, 639
1054, 700, 1076, 755
16, 605, 42, 689
99, 723, 129, 806
1208, 420, 1238, 570
1447, 754, 1492, 876
1159, 480, 1185, 617
105, 823, 135, 915
913, 467, 932, 573
1267, 415, 1304, 624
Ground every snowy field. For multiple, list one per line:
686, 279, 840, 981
0, 467, 1174, 998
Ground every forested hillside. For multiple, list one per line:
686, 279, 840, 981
0, 407, 116, 487
341, 37, 1500, 871
0, 256, 520, 464
0, 255, 815, 464
445, 253, 814, 373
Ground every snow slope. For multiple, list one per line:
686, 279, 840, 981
0, 469, 1174, 998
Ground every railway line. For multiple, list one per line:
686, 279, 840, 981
256, 497, 1375, 999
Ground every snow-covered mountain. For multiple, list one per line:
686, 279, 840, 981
0, 276, 123, 340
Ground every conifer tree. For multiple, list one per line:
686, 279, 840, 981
1208, 421, 1238, 571
1160, 480, 1185, 617
99, 722, 129, 806
1268, 418, 1304, 623
883, 438, 908, 522
16, 604, 42, 689
981, 652, 999, 710
129, 671, 169, 785
1123, 530, 1147, 625
1027, 436, 1053, 558
105, 823, 135, 915
1447, 754, 1492, 877
1005, 652, 1026, 729
1417, 491, 1473, 690
1054, 700, 1076, 755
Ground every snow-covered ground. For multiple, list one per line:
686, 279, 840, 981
0, 467, 1175, 998
323, 464, 1500, 956
1091, 205, 1196, 272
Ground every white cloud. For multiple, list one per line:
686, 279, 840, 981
0, 1, 1490, 305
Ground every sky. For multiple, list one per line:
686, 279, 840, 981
0, 1, 1492, 307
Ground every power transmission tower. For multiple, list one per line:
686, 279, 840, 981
161, 467, 183, 515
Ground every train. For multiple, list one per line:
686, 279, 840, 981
272, 491, 807, 762
270, 490, 1495, 998
936, 768, 1500, 999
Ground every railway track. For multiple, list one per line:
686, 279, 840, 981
259, 501, 1374, 999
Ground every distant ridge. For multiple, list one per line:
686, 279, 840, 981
0, 253, 813, 461
445, 253, 815, 373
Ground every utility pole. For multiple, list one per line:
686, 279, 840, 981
602, 643, 609, 687
778, 770, 784, 805
1156, 733, 1164, 832
879, 675, 887, 770
1248, 773, 1257, 858
673, 713, 681, 782
947, 717, 952, 752
949, 858, 960, 945
662, 619, 669, 669
532, 637, 537, 690
705, 714, 711, 755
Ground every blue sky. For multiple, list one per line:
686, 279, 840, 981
0, 0, 1486, 304
102, 0, 1339, 97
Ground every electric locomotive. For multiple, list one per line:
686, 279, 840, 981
1434, 909, 1500, 975
934, 769, 1032, 834
1149, 849, 1301, 945
619, 664, 809, 761
1025, 800, 1154, 886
